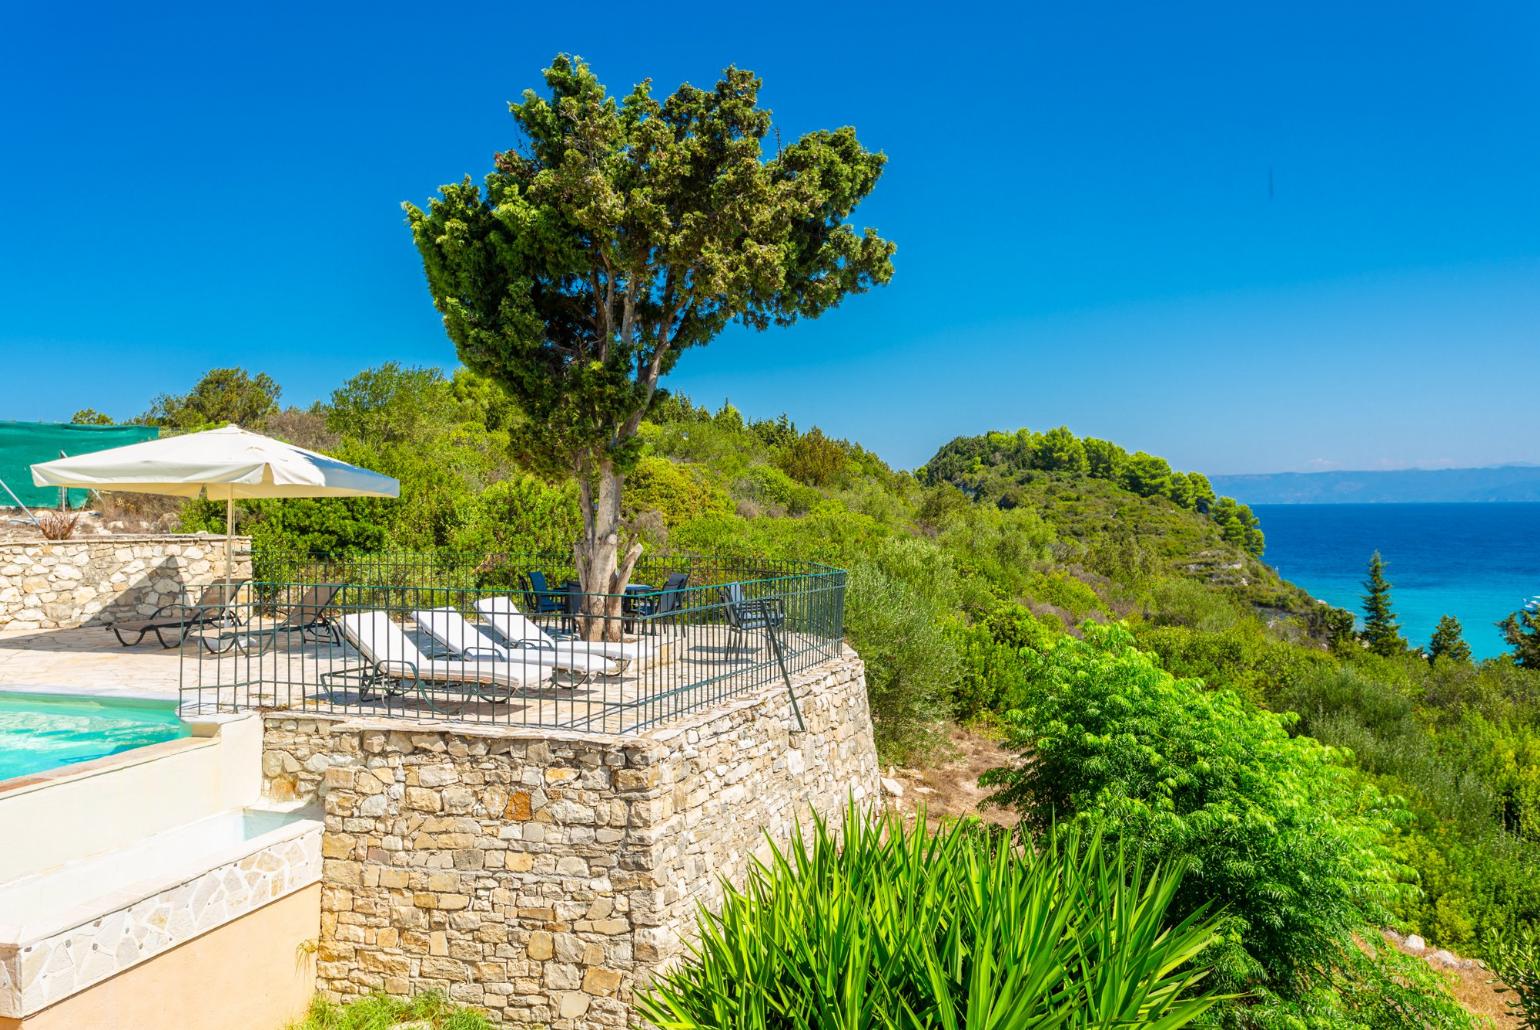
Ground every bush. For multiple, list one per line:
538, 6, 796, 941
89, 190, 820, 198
843, 553, 958, 759
731, 463, 820, 515
626, 455, 734, 528
1484, 924, 1540, 1027
638, 806, 1224, 1029
774, 426, 848, 487
980, 625, 1459, 1023
448, 473, 581, 557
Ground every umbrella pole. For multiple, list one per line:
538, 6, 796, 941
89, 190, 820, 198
225, 490, 234, 599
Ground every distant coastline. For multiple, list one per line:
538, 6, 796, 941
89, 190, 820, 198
1212, 465, 1540, 505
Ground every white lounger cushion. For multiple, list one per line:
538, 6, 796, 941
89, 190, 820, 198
413, 607, 623, 678
337, 611, 548, 689
474, 596, 656, 663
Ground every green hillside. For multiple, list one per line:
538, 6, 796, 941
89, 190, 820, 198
114, 365, 1540, 1026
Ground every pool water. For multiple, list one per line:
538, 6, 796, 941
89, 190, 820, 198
0, 693, 189, 782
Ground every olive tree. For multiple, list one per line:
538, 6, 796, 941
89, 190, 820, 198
406, 55, 894, 637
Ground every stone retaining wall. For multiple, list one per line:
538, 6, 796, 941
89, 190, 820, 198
260, 648, 878, 1027
0, 535, 251, 631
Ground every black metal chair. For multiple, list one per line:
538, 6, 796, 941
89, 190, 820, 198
111, 580, 246, 648
719, 581, 785, 653
202, 582, 344, 654
634, 572, 690, 633
523, 571, 571, 617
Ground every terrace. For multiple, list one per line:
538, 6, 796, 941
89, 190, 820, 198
1, 550, 846, 735
179, 551, 845, 735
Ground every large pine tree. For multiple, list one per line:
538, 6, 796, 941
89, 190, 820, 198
1361, 551, 1406, 657
1427, 615, 1472, 664
1499, 606, 1540, 668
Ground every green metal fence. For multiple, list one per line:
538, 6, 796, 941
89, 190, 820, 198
178, 551, 847, 735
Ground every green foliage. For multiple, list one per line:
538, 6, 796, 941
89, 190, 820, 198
923, 427, 1264, 556
1428, 615, 1472, 664
1484, 925, 1540, 1027
949, 602, 1057, 720
627, 455, 734, 528
842, 540, 962, 759
638, 806, 1224, 1030
1032, 425, 1089, 473
287, 990, 489, 1030
1501, 606, 1540, 669
775, 426, 848, 488
327, 363, 463, 446
1361, 551, 1407, 657
142, 367, 281, 430
405, 54, 893, 593
731, 463, 821, 516
70, 407, 113, 425
1208, 497, 1265, 557
980, 625, 1446, 1022
447, 473, 581, 557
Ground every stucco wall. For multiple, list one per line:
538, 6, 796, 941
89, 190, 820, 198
0, 883, 319, 1030
260, 647, 879, 1027
0, 534, 251, 631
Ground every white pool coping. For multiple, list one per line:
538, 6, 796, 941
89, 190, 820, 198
0, 805, 322, 1017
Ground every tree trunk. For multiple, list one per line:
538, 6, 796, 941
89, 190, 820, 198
573, 459, 641, 642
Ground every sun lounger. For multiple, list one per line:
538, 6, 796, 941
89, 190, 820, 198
415, 607, 626, 679
324, 610, 554, 704
202, 582, 344, 654
473, 596, 650, 666
110, 580, 247, 648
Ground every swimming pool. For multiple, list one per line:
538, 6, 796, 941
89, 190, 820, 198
0, 693, 189, 782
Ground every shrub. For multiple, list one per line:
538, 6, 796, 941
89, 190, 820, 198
448, 473, 581, 558
1484, 924, 1540, 1027
638, 806, 1224, 1029
982, 625, 1437, 1019
775, 427, 848, 487
36, 510, 80, 540
731, 464, 819, 515
626, 455, 734, 528
843, 556, 958, 759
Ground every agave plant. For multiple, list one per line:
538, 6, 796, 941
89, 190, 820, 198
638, 805, 1224, 1029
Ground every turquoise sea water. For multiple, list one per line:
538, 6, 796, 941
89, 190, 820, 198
0, 693, 188, 781
1253, 503, 1540, 660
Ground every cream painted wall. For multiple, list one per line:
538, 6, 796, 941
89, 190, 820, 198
0, 882, 318, 1030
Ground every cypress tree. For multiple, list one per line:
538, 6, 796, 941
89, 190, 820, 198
1499, 606, 1540, 669
1428, 615, 1472, 664
1361, 551, 1406, 657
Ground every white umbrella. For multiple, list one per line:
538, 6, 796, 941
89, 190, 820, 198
30, 424, 399, 587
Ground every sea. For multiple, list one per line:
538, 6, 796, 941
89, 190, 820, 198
1252, 503, 1540, 660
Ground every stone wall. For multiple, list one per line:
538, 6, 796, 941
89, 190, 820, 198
0, 535, 251, 631
260, 648, 879, 1027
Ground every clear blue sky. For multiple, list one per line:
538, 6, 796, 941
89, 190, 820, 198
3, 1, 1536, 474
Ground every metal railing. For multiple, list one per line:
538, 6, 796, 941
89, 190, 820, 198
178, 552, 846, 735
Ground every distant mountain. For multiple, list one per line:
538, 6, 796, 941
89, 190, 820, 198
1211, 465, 1540, 504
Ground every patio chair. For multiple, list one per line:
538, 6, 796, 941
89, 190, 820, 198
523, 571, 571, 617
632, 571, 690, 632
323, 610, 552, 705
110, 580, 247, 648
472, 597, 640, 670
719, 581, 786, 654
201, 583, 344, 655
412, 606, 624, 681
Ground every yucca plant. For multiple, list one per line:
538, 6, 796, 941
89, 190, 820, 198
637, 805, 1224, 1029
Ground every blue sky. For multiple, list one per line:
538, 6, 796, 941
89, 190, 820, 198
3, 1, 1536, 474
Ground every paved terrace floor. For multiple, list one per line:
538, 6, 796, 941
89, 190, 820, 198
0, 622, 832, 735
